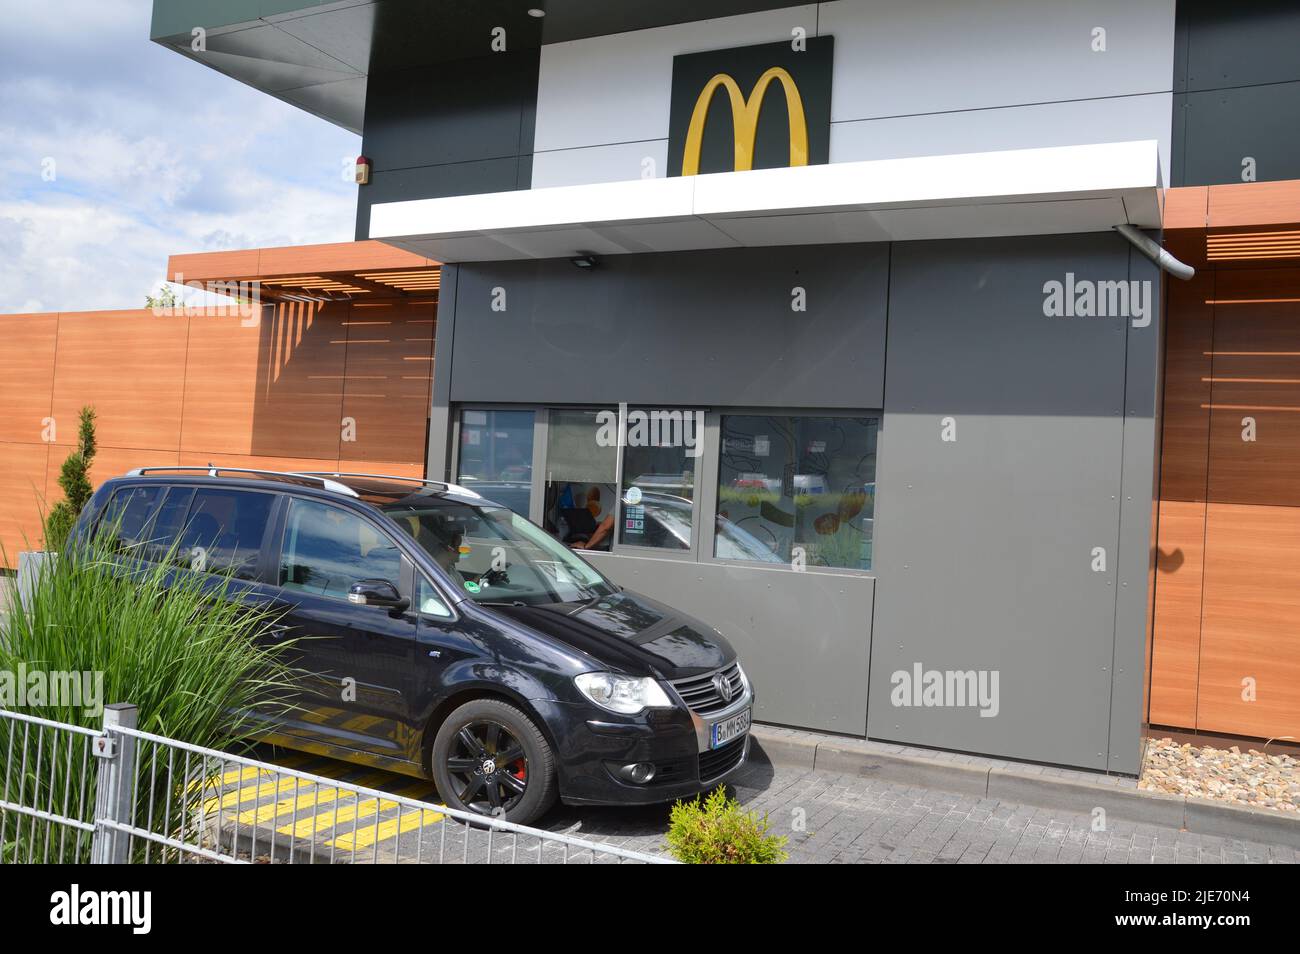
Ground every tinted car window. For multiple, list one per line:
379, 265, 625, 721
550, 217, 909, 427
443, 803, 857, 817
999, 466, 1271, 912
140, 486, 194, 563
97, 486, 162, 552
279, 498, 402, 600
179, 489, 274, 580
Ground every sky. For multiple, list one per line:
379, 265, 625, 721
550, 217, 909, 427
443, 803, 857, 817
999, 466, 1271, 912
0, 0, 361, 313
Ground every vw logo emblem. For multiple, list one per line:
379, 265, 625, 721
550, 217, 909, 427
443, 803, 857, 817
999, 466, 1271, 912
712, 672, 733, 703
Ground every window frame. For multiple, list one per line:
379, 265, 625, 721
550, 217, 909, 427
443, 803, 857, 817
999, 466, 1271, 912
274, 494, 409, 606
449, 403, 880, 580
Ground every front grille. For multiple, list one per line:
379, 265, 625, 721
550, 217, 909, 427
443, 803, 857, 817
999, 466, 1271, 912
698, 736, 747, 784
670, 663, 744, 717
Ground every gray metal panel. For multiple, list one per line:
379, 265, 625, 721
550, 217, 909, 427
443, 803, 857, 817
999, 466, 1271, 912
425, 264, 459, 483
582, 551, 874, 735
1179, 82, 1300, 186
447, 244, 889, 409
1108, 250, 1162, 775
867, 234, 1132, 771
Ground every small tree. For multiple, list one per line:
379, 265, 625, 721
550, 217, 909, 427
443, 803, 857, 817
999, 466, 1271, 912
43, 406, 97, 550
145, 283, 182, 309
666, 786, 789, 864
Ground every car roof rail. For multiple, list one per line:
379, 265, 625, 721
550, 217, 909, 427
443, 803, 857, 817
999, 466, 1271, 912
294, 471, 483, 499
125, 465, 360, 497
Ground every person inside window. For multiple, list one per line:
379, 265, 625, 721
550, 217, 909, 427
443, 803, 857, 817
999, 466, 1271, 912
571, 485, 614, 551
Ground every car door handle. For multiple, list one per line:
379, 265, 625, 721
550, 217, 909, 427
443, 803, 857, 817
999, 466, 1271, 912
266, 623, 291, 640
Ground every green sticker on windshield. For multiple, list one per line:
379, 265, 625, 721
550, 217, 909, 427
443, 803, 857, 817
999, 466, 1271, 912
463, 581, 481, 594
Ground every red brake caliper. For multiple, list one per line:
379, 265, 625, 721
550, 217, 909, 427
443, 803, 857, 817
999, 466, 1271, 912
511, 759, 527, 781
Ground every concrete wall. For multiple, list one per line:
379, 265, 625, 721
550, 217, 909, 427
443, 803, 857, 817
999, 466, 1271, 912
429, 234, 1162, 772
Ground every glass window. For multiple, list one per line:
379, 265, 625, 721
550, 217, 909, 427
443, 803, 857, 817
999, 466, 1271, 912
386, 499, 614, 606
140, 486, 194, 563
543, 408, 618, 552
179, 489, 274, 580
457, 409, 534, 517
619, 408, 701, 550
279, 498, 402, 600
716, 415, 877, 570
415, 575, 453, 619
97, 486, 162, 552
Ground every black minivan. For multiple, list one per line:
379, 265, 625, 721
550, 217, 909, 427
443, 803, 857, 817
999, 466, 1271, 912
75, 467, 753, 825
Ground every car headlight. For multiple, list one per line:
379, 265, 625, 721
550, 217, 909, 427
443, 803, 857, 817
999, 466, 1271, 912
574, 672, 673, 714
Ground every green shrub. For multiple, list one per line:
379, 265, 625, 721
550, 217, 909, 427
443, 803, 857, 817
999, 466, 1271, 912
666, 785, 789, 864
0, 528, 293, 862
43, 406, 97, 551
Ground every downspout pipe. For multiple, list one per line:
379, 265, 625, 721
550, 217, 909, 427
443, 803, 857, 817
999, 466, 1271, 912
1114, 223, 1195, 281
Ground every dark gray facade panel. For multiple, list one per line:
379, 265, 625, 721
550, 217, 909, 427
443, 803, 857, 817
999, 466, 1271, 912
356, 158, 531, 240
356, 51, 538, 238
582, 552, 874, 735
1171, 0, 1300, 185
866, 235, 1137, 772
1179, 0, 1300, 92
1176, 82, 1300, 187
1107, 251, 1163, 775
427, 264, 460, 483
447, 244, 890, 409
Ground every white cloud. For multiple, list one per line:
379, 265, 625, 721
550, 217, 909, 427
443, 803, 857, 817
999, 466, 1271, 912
0, 0, 361, 312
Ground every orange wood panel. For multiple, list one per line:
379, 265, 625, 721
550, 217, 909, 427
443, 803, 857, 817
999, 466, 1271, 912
249, 301, 348, 460
1163, 186, 1208, 230
255, 241, 435, 277
0, 442, 51, 562
339, 460, 426, 479
1197, 503, 1300, 739
165, 249, 261, 284
1158, 273, 1215, 503
50, 310, 189, 452
177, 453, 341, 475
1150, 500, 1207, 727
0, 313, 59, 445
178, 311, 264, 455
1208, 180, 1300, 229
1149, 271, 1214, 728
1204, 276, 1300, 508
338, 303, 435, 465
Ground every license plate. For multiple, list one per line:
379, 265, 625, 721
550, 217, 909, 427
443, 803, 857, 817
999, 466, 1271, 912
710, 709, 751, 749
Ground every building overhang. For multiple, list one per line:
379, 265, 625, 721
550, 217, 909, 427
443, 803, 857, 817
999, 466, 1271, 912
369, 140, 1164, 264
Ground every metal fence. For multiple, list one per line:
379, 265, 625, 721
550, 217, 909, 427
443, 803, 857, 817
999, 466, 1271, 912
0, 704, 675, 864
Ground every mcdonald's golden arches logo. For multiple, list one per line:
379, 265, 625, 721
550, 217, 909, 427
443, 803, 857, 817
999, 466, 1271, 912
667, 37, 833, 178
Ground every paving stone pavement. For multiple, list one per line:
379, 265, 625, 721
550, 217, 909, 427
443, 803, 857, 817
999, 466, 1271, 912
536, 748, 1300, 864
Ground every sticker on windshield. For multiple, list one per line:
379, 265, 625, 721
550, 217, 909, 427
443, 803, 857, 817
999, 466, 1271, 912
463, 581, 481, 594
623, 486, 642, 505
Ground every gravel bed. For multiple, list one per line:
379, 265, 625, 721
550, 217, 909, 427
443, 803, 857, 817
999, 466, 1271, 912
1140, 737, 1300, 813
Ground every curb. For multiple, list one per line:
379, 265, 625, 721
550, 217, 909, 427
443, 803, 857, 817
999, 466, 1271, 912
750, 726, 1300, 849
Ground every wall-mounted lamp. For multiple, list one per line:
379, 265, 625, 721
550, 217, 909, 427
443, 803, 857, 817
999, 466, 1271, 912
570, 254, 599, 269
354, 155, 372, 185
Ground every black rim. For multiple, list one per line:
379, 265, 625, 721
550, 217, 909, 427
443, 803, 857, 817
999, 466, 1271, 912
444, 720, 529, 815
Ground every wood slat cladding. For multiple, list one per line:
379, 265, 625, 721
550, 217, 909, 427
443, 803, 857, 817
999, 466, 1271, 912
1149, 273, 1215, 729
1152, 250, 1300, 741
0, 296, 437, 568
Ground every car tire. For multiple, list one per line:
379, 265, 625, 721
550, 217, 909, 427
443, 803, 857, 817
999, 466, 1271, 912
430, 698, 557, 826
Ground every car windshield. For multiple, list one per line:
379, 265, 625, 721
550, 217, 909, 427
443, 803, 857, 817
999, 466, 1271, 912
382, 497, 616, 605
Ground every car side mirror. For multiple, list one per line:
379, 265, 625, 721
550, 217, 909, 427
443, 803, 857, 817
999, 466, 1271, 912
348, 579, 409, 613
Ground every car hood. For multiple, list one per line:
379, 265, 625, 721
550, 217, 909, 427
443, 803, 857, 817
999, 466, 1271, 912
484, 589, 735, 680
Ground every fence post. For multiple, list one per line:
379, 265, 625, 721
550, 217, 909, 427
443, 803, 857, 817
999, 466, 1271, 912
90, 703, 138, 864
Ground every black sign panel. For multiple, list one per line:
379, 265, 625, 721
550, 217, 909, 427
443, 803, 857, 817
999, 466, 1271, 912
667, 36, 834, 177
